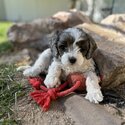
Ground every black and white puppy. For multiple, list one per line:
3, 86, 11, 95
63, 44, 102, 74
23, 28, 103, 103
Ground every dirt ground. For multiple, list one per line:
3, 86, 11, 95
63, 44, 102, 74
1, 49, 125, 125
13, 94, 75, 125
12, 78, 125, 125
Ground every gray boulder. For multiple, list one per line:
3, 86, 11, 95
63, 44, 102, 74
60, 94, 123, 125
0, 49, 30, 65
101, 14, 125, 33
78, 22, 125, 88
7, 10, 91, 43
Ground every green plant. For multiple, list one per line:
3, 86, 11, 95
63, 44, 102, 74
0, 22, 13, 53
0, 64, 27, 125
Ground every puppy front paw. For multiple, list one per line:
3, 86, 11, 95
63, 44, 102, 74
85, 89, 103, 103
44, 75, 61, 88
16, 65, 31, 71
23, 68, 38, 77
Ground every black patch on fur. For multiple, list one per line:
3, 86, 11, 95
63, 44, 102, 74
57, 32, 74, 57
76, 28, 97, 59
49, 28, 97, 59
49, 30, 61, 58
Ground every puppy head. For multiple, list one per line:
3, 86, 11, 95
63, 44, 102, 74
49, 28, 97, 66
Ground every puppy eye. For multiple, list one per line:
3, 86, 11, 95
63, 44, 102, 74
59, 45, 66, 50
80, 48, 86, 52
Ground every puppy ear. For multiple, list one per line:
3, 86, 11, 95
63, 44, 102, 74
49, 30, 61, 58
86, 35, 97, 59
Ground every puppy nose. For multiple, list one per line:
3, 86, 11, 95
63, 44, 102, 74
69, 57, 76, 64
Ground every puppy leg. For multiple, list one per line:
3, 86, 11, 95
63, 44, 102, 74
85, 71, 103, 103
23, 48, 52, 77
44, 59, 62, 88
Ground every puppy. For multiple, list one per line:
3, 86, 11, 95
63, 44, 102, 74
23, 28, 103, 103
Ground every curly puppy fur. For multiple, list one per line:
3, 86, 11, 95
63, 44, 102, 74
23, 28, 103, 103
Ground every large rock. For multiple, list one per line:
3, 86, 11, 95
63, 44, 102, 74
60, 94, 123, 125
0, 48, 39, 65
0, 49, 31, 65
7, 10, 91, 43
101, 14, 125, 33
78, 23, 125, 88
53, 10, 91, 27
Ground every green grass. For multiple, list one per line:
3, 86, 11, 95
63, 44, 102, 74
0, 22, 29, 124
0, 22, 28, 124
0, 22, 13, 54
0, 65, 27, 125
